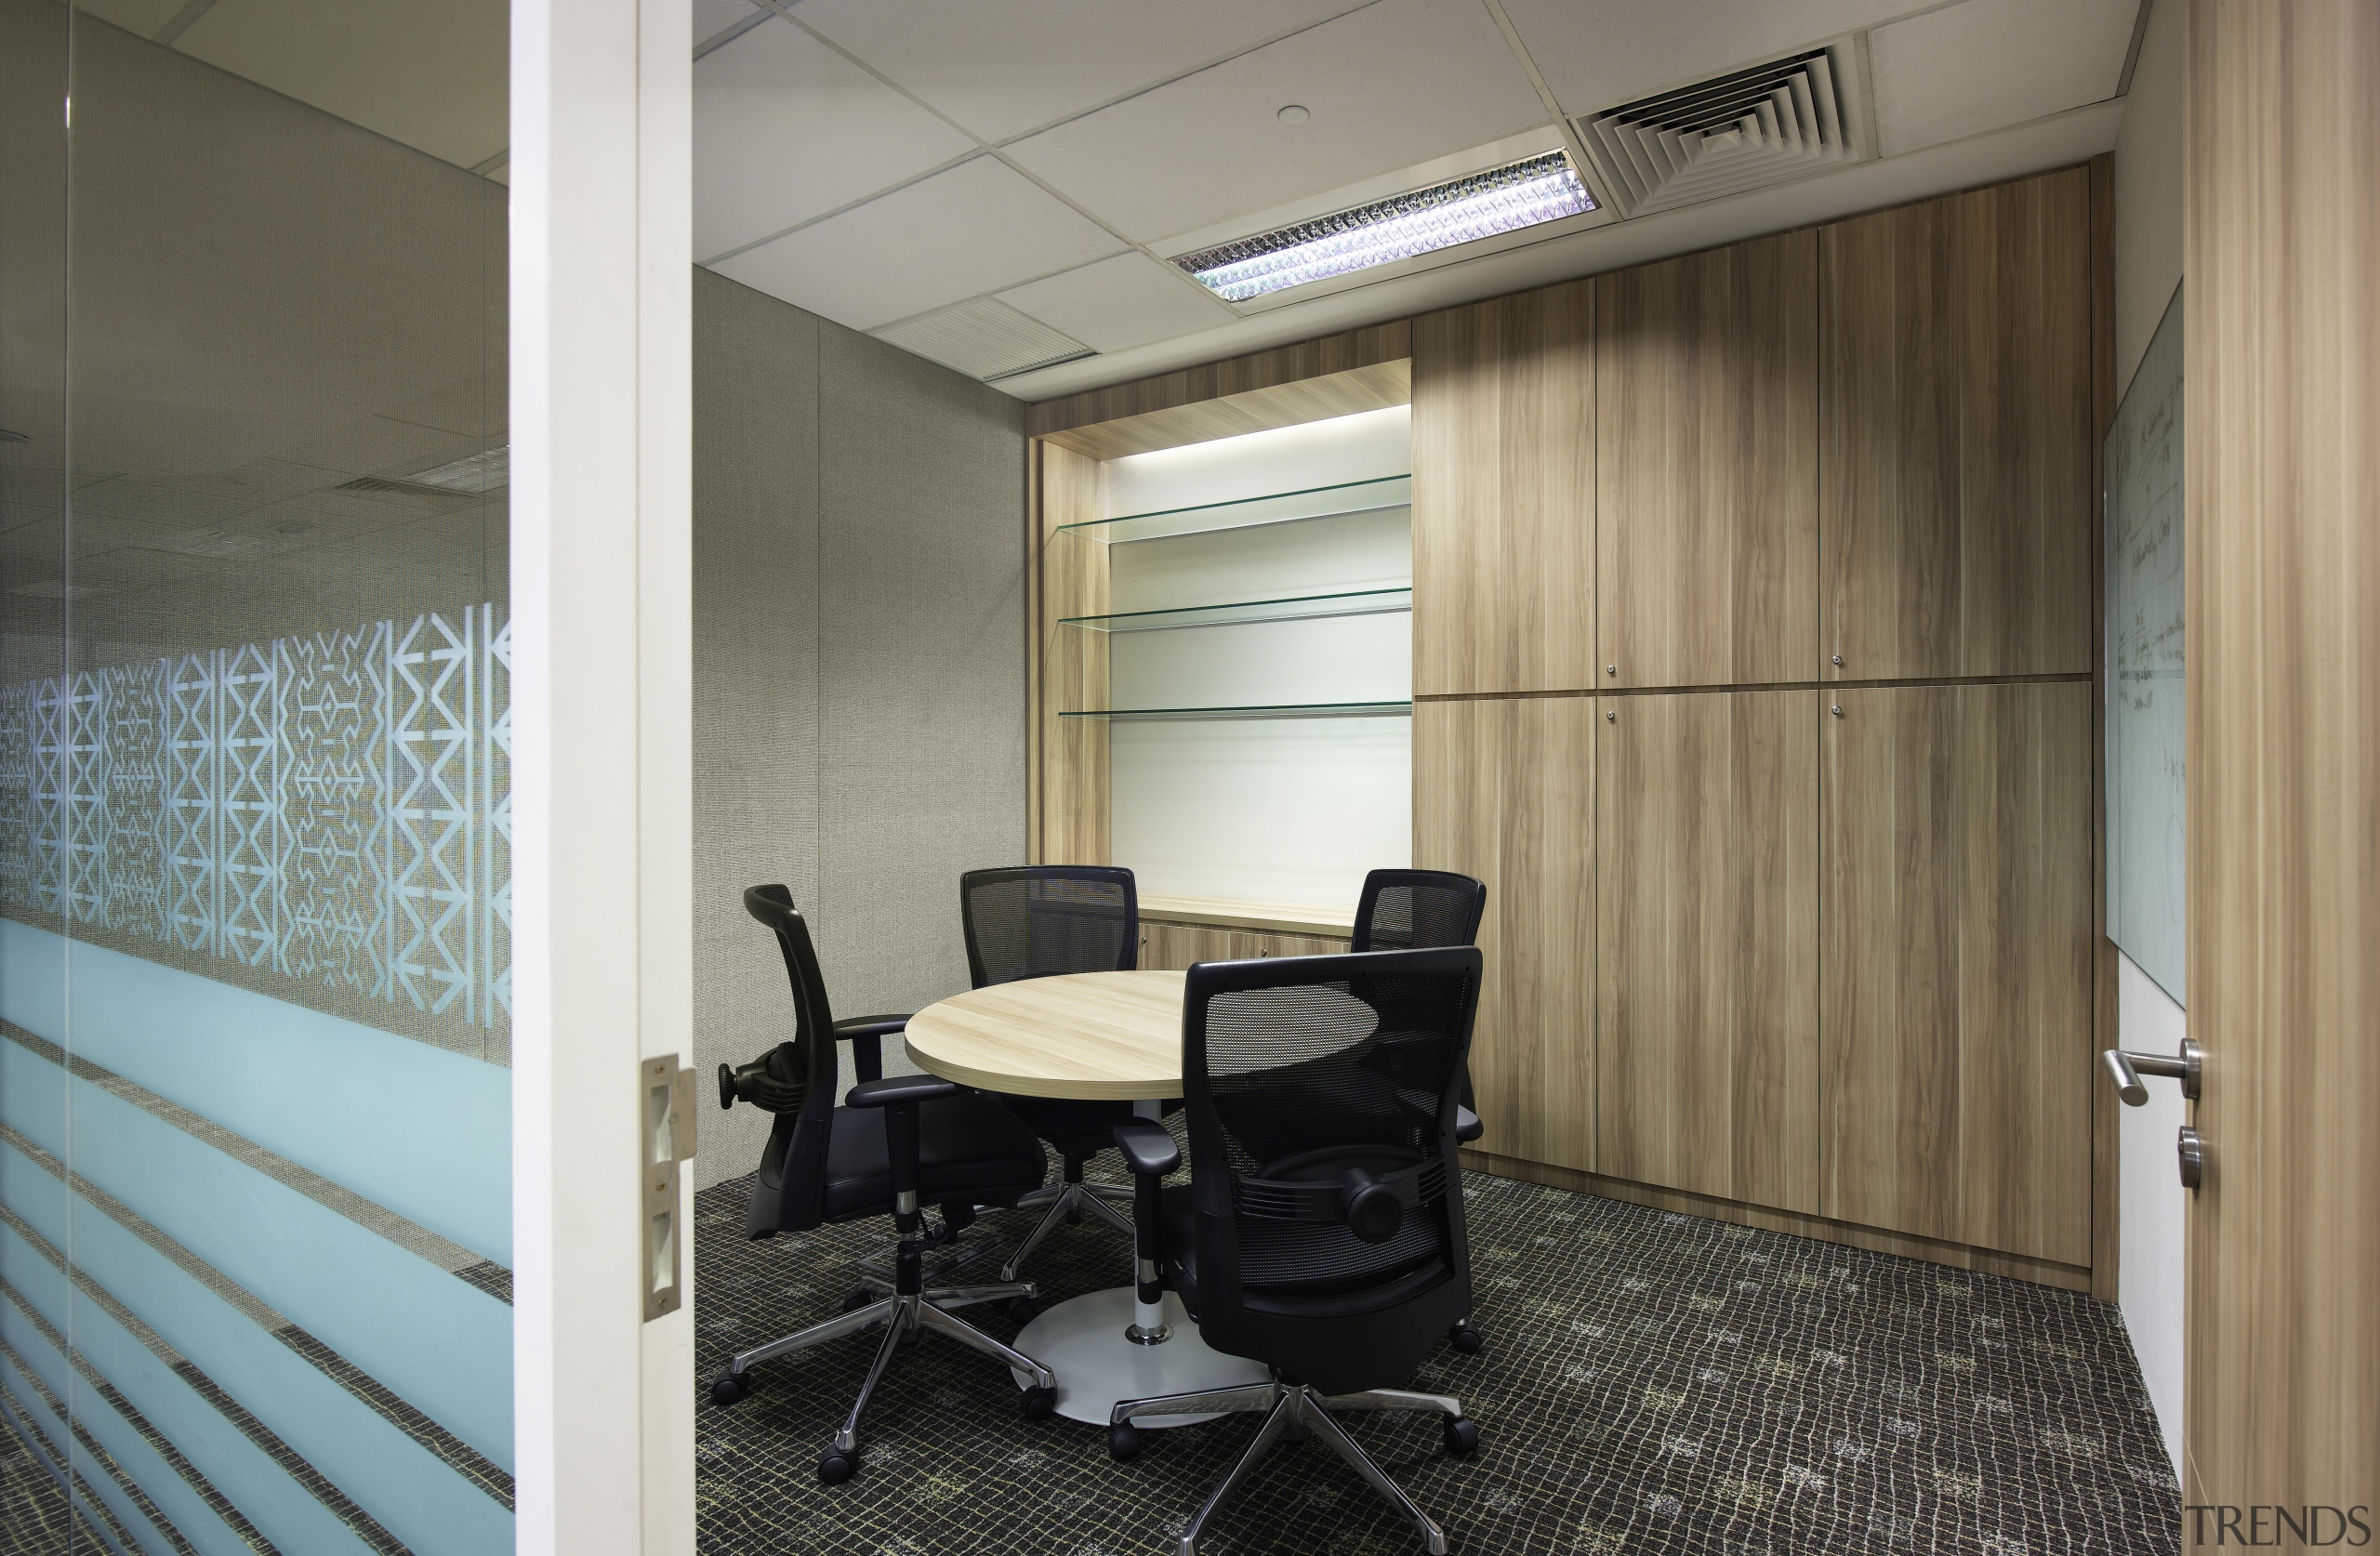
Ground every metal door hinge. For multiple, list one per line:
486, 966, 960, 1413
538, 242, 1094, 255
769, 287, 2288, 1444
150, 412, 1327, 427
641, 1054, 698, 1321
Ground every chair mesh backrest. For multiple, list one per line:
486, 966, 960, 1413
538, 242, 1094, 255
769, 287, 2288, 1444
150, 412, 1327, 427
742, 885, 843, 1233
1182, 947, 1481, 1311
960, 866, 1137, 988
1351, 869, 1487, 954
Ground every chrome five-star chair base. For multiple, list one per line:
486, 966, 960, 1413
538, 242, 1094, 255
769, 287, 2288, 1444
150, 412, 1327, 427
1106, 1376, 1479, 1556
1000, 1179, 1136, 1280
710, 1273, 1054, 1483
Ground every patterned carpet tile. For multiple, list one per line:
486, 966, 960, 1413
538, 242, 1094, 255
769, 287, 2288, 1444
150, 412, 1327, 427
694, 1164, 2180, 1556
0, 1419, 104, 1556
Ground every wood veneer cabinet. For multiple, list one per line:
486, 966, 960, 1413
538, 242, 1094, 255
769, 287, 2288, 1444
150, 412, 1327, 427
1596, 232, 1818, 689
1410, 280, 1594, 696
1138, 922, 1349, 969
1413, 695, 1596, 1172
1819, 168, 2094, 680
1598, 690, 1819, 1210
1819, 680, 2094, 1265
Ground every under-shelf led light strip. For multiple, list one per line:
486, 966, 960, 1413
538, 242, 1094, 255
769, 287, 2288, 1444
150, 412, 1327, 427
1173, 151, 1593, 302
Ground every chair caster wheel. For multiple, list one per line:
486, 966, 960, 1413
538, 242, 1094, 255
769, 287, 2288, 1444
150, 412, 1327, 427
708, 1372, 747, 1407
842, 1287, 873, 1313
1007, 1296, 1038, 1325
1064, 1205, 1083, 1226
1107, 1423, 1143, 1461
815, 1450, 856, 1485
1021, 1385, 1058, 1420
1443, 1416, 1479, 1457
1448, 1324, 1483, 1354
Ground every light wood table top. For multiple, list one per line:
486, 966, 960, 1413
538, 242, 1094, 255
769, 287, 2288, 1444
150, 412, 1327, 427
903, 969, 1187, 1101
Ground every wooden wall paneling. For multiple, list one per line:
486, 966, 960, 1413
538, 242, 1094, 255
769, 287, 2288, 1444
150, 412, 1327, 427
1820, 681, 2094, 1264
1463, 1148, 2093, 1293
1597, 232, 1819, 688
1958, 171, 2095, 677
1414, 695, 1596, 1172
1034, 441, 1110, 864
2184, 0, 2380, 1510
1597, 689, 1819, 1211
2087, 150, 2121, 1302
1820, 168, 2094, 681
1038, 362, 1410, 462
1026, 321, 1410, 444
1411, 281, 1595, 696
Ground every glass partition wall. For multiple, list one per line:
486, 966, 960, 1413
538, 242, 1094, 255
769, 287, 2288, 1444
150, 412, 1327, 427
1, 3, 513, 1550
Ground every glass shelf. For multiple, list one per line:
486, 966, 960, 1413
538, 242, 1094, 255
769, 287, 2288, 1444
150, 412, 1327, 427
1059, 473, 1411, 544
1059, 700, 1412, 721
1058, 586, 1411, 633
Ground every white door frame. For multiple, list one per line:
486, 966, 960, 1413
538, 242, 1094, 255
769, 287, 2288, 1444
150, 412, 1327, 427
509, 0, 694, 1550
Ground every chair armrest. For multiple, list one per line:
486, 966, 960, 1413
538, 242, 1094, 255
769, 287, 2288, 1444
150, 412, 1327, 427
833, 1014, 908, 1084
845, 1075, 957, 1109
1456, 1105, 1483, 1144
1112, 1119, 1181, 1177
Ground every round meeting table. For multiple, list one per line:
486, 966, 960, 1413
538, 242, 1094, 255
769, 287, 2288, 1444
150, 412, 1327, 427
901, 968, 1268, 1427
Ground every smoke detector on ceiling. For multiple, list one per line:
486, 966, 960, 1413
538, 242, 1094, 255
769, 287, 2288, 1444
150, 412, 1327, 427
1573, 45, 1868, 220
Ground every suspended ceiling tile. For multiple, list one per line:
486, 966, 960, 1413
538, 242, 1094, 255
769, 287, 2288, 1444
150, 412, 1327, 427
1005, 0, 1545, 245
172, 0, 509, 172
692, 0, 760, 48
1498, 0, 1928, 116
1870, 0, 2135, 156
72, 0, 186, 37
795, 0, 1368, 145
709, 155, 1126, 333
694, 20, 975, 260
997, 253, 1236, 354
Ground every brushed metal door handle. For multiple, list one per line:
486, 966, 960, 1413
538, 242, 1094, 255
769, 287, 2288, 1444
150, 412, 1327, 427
2102, 1037, 2202, 1104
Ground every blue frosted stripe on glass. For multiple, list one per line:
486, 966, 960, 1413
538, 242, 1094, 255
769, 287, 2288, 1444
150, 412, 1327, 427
0, 1220, 376, 1556
0, 920, 509, 1266
0, 1356, 164, 1556
0, 1042, 514, 1469
0, 1141, 513, 1556
0, 1296, 249, 1556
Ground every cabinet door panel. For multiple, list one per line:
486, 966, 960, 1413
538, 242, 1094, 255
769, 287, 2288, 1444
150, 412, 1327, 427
1598, 690, 1818, 1209
1414, 696, 1595, 1171
1412, 283, 1594, 695
1597, 232, 1818, 688
1820, 168, 2092, 680
1820, 681, 2094, 1263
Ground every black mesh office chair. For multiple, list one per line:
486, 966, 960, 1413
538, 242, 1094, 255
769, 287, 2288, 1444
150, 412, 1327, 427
708, 886, 1059, 1484
1104, 947, 1486, 1556
1351, 869, 1488, 956
959, 865, 1146, 1282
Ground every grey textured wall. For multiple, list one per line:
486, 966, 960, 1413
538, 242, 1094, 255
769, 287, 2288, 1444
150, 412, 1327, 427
693, 270, 1027, 1188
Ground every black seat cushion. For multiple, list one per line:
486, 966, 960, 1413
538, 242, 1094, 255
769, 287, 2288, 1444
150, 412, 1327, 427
820, 1092, 1047, 1222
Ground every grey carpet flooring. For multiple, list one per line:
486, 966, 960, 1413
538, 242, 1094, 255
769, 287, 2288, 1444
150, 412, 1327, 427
694, 1161, 2181, 1556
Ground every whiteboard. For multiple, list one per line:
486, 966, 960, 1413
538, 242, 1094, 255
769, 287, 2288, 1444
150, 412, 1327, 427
2105, 284, 2185, 1002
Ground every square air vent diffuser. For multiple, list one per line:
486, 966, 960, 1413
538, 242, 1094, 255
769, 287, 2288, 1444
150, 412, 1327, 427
1574, 46, 1864, 219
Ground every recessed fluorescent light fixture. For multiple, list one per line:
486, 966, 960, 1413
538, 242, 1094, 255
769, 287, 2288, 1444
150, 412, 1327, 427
1172, 151, 1593, 302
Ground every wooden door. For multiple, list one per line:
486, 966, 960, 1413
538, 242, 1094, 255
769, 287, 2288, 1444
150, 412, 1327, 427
1413, 695, 1596, 1171
2184, 0, 2380, 1510
1411, 281, 1594, 696
1820, 681, 2094, 1264
1597, 232, 1818, 689
1819, 168, 2093, 681
1597, 690, 1818, 1210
